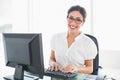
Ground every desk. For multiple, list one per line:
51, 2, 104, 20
0, 66, 101, 80
0, 74, 50, 80
0, 72, 100, 80
1, 75, 98, 80
0, 66, 103, 80
2, 66, 119, 80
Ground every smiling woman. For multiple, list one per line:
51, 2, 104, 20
48, 5, 97, 80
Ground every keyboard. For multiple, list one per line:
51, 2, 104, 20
44, 69, 77, 79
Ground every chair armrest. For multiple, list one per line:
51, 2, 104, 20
97, 66, 106, 80
98, 66, 103, 69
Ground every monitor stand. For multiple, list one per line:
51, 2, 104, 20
3, 65, 40, 80
14, 65, 24, 80
3, 75, 39, 80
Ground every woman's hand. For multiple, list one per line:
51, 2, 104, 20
62, 64, 78, 73
48, 61, 60, 71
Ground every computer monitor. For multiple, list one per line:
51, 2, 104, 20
2, 33, 44, 80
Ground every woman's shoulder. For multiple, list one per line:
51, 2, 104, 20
81, 33, 97, 47
77, 33, 95, 44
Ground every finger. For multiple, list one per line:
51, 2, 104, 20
48, 66, 52, 70
55, 64, 60, 71
58, 64, 61, 70
48, 67, 51, 70
63, 70, 69, 73
62, 68, 69, 73
70, 67, 77, 73
54, 65, 58, 71
70, 69, 75, 73
50, 65, 54, 71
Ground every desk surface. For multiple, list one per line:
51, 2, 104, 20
0, 73, 98, 80
1, 75, 98, 80
0, 66, 102, 80
1, 67, 120, 80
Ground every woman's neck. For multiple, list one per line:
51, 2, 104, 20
67, 31, 81, 38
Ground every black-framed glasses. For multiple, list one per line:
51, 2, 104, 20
67, 16, 83, 24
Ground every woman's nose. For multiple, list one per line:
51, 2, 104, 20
70, 20, 77, 26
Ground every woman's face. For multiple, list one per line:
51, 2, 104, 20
67, 11, 84, 33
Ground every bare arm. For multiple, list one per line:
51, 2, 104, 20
49, 50, 60, 71
77, 59, 93, 74
50, 50, 56, 62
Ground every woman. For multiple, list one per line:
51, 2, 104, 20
49, 5, 97, 80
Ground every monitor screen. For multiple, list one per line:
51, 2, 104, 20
3, 33, 44, 80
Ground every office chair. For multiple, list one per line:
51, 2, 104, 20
85, 34, 106, 80
85, 34, 101, 75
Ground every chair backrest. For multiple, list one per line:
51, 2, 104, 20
85, 34, 99, 75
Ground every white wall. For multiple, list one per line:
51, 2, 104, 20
0, 0, 12, 19
12, 0, 29, 32
93, 0, 120, 69
99, 50, 120, 69
93, 0, 120, 51
0, 0, 12, 29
